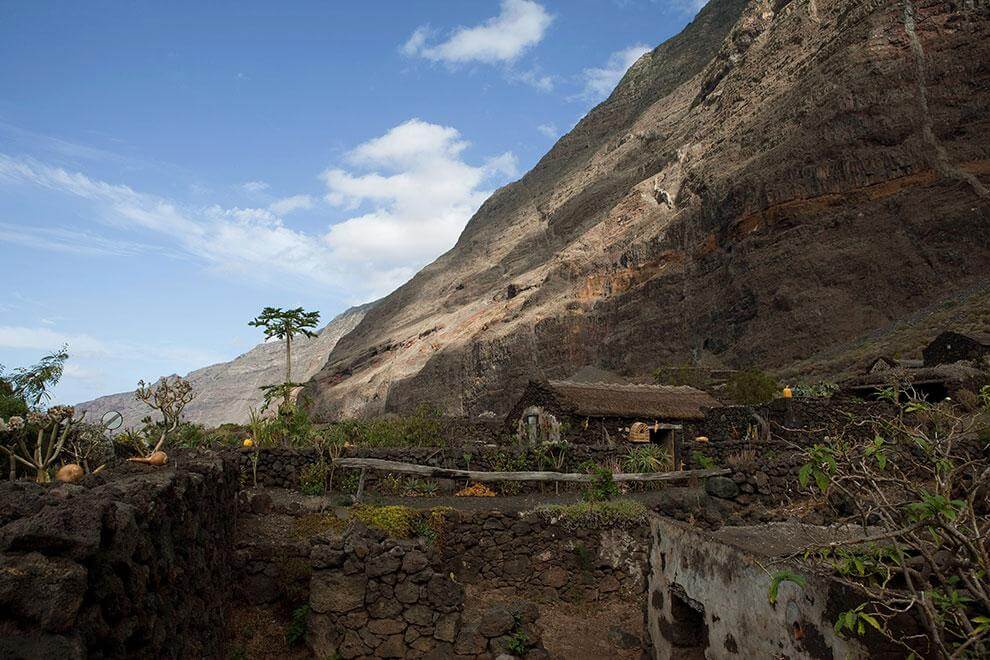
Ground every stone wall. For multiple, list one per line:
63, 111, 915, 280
0, 450, 239, 659
305, 509, 651, 659
684, 398, 889, 506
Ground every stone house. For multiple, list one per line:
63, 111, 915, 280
922, 331, 990, 367
506, 380, 721, 465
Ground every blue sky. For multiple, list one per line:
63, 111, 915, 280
0, 0, 704, 405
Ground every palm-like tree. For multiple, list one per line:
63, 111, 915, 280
249, 307, 321, 411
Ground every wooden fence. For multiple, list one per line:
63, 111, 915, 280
331, 457, 730, 500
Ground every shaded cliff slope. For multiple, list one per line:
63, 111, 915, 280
77, 304, 371, 428
305, 0, 990, 419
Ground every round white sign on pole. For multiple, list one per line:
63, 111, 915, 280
101, 410, 123, 431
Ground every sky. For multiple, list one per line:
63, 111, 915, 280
0, 0, 706, 405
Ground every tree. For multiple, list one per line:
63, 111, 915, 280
793, 391, 990, 658
1, 345, 68, 409
135, 376, 195, 453
249, 306, 320, 412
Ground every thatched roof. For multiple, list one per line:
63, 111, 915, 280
545, 380, 721, 420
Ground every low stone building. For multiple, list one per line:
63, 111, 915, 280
923, 331, 990, 367
506, 380, 721, 463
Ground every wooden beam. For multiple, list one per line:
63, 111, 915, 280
332, 457, 729, 483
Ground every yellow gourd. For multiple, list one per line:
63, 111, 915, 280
782, 387, 793, 398
56, 464, 84, 483
243, 438, 255, 447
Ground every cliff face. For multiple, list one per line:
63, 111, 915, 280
77, 304, 371, 428
305, 0, 990, 420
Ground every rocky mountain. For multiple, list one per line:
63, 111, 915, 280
303, 0, 990, 420
77, 304, 372, 428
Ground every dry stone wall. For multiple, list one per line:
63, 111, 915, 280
0, 450, 239, 659
303, 509, 651, 659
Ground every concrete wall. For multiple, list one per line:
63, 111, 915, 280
646, 518, 868, 660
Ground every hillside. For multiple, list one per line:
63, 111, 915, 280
76, 304, 372, 428
303, 0, 990, 419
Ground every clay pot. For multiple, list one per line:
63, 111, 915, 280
55, 463, 85, 483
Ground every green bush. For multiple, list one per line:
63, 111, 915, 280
654, 365, 708, 388
725, 368, 779, 405
285, 604, 309, 646
691, 451, 717, 469
323, 405, 443, 448
299, 461, 329, 495
583, 466, 619, 502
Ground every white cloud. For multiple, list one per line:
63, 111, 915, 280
240, 180, 269, 194
269, 194, 315, 215
537, 123, 559, 139
0, 325, 218, 365
508, 68, 555, 92
577, 44, 651, 102
402, 0, 552, 65
0, 222, 155, 257
320, 119, 517, 292
0, 118, 517, 300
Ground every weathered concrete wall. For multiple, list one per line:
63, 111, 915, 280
647, 518, 868, 660
0, 450, 239, 659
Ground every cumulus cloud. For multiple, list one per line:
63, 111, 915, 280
321, 119, 516, 291
402, 0, 552, 65
537, 123, 559, 139
269, 194, 315, 215
577, 44, 651, 102
0, 119, 517, 300
240, 180, 269, 194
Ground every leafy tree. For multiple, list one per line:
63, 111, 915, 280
249, 306, 320, 412
1, 345, 68, 409
794, 393, 990, 658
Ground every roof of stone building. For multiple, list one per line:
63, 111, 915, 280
545, 380, 721, 420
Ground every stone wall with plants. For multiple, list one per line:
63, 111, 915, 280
0, 450, 239, 659
683, 398, 889, 508
300, 502, 651, 659
236, 444, 646, 496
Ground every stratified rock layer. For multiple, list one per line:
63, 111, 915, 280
78, 303, 371, 428
305, 0, 990, 419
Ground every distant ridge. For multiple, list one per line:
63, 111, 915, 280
76, 302, 373, 428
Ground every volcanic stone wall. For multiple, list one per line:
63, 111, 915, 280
305, 509, 651, 659
0, 451, 239, 659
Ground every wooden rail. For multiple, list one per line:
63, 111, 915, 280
333, 456, 729, 494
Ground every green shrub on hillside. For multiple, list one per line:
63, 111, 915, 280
324, 405, 443, 448
725, 368, 779, 405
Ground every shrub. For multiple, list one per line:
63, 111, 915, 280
583, 466, 619, 502
691, 451, 717, 469
622, 445, 673, 473
725, 368, 779, 405
299, 461, 329, 496
323, 405, 443, 448
535, 499, 648, 529
654, 365, 709, 388
285, 605, 309, 646
351, 505, 417, 538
